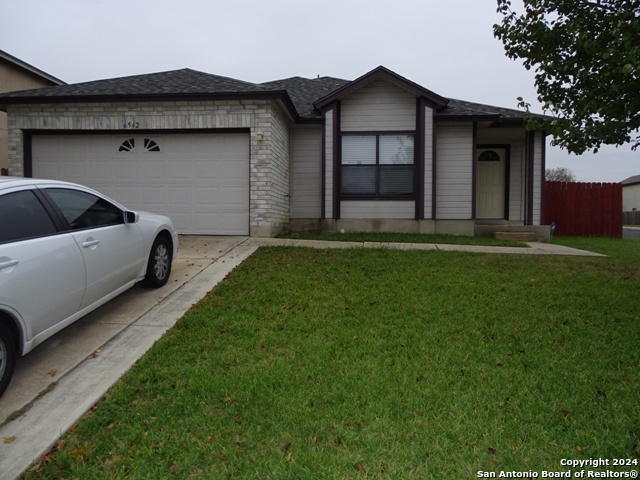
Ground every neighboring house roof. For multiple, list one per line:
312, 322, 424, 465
621, 175, 640, 186
0, 49, 66, 87
0, 68, 264, 97
0, 65, 549, 125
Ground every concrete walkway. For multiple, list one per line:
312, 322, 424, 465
245, 237, 606, 257
0, 236, 603, 479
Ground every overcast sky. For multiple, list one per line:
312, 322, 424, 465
1, 0, 637, 182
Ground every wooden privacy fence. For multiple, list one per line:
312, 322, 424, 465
623, 211, 640, 225
544, 181, 622, 237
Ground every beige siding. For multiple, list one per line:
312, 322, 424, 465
623, 184, 640, 211
424, 106, 434, 218
0, 59, 59, 93
290, 125, 322, 218
341, 79, 416, 132
324, 109, 334, 217
476, 126, 526, 144
1, 59, 61, 171
341, 201, 414, 219
436, 123, 474, 219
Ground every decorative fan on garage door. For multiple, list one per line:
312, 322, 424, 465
118, 139, 160, 152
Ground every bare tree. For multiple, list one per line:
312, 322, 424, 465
546, 167, 577, 182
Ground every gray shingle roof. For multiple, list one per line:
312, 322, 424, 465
440, 98, 552, 121
0, 68, 268, 97
260, 76, 350, 119
0, 67, 548, 123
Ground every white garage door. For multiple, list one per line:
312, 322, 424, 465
32, 133, 250, 235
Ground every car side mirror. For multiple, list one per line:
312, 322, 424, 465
124, 211, 139, 224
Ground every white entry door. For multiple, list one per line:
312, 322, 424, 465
476, 148, 506, 219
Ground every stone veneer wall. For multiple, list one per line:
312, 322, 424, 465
250, 102, 290, 236
6, 99, 291, 236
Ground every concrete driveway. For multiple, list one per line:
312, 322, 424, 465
0, 236, 252, 423
623, 226, 640, 240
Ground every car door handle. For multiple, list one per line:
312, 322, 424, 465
82, 239, 100, 248
0, 259, 19, 270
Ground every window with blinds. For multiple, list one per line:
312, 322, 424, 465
341, 134, 414, 197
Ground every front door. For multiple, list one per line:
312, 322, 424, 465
476, 148, 506, 219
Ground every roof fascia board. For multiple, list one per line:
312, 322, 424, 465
0, 91, 301, 120
314, 66, 449, 111
434, 115, 502, 123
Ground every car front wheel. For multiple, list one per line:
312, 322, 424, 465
0, 322, 17, 398
142, 235, 172, 288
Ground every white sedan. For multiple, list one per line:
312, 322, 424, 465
0, 178, 178, 398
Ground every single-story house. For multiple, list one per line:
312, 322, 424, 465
0, 65, 550, 239
622, 175, 640, 212
0, 49, 65, 174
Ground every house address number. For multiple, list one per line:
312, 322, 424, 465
123, 121, 140, 129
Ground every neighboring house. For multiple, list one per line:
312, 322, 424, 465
0, 50, 65, 174
0, 65, 550, 239
622, 175, 640, 211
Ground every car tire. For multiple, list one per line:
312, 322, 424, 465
0, 322, 17, 399
142, 235, 172, 288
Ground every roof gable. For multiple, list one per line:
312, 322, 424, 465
313, 66, 449, 111
0, 49, 66, 86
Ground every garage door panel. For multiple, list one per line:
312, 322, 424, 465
139, 186, 167, 207
166, 162, 195, 181
35, 162, 62, 180
86, 161, 112, 181
217, 186, 248, 207
113, 159, 139, 181
165, 187, 194, 206
33, 133, 250, 235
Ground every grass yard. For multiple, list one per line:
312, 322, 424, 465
23, 238, 640, 479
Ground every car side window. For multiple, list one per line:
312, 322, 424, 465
45, 188, 124, 230
0, 190, 58, 243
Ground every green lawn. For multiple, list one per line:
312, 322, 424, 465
23, 238, 640, 479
